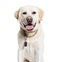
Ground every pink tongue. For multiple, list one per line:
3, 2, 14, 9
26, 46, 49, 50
26, 25, 34, 30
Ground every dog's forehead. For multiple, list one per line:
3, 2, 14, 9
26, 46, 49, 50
20, 6, 38, 12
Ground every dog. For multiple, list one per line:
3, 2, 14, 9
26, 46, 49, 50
14, 6, 44, 62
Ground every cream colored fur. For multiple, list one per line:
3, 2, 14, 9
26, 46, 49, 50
14, 6, 44, 62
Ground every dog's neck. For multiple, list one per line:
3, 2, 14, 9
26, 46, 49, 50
20, 28, 38, 38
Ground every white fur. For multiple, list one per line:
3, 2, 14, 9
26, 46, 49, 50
15, 6, 44, 62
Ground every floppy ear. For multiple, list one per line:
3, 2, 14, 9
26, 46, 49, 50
14, 9, 20, 19
38, 8, 44, 23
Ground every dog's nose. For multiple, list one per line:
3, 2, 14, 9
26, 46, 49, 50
26, 16, 33, 24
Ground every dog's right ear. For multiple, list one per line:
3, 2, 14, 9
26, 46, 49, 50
14, 9, 20, 19
38, 8, 44, 23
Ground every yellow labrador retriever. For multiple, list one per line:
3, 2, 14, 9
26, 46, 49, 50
14, 6, 44, 62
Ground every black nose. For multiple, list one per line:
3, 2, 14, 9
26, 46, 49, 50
26, 16, 33, 24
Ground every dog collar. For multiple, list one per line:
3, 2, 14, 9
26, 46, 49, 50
24, 30, 38, 38
20, 28, 38, 47
24, 30, 38, 47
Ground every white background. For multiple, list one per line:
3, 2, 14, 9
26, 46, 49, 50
0, 0, 60, 62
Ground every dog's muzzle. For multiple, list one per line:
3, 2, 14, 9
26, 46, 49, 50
24, 16, 36, 31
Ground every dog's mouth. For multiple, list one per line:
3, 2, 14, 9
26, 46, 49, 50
24, 23, 36, 31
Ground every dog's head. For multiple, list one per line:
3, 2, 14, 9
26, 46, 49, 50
14, 6, 44, 32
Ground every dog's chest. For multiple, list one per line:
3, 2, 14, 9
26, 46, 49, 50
23, 37, 39, 59
23, 37, 41, 57
24, 37, 39, 48
18, 31, 42, 49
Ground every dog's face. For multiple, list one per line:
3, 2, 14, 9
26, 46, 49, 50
15, 6, 43, 32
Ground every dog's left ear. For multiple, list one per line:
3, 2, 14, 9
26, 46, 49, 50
14, 9, 20, 19
38, 8, 44, 23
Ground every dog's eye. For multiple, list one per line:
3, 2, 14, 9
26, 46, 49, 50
23, 12, 27, 15
32, 11, 36, 14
